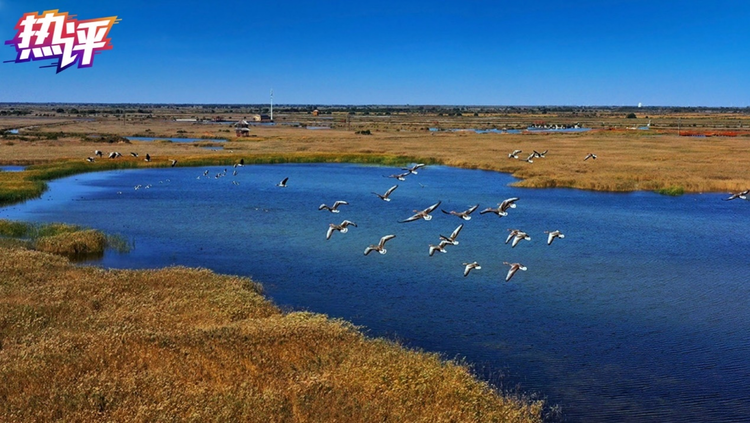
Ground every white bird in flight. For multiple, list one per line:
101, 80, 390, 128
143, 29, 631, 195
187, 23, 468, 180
373, 185, 398, 201
319, 200, 349, 213
503, 262, 527, 282
441, 204, 479, 220
462, 262, 481, 277
545, 230, 565, 245
399, 201, 441, 223
364, 235, 396, 255
439, 223, 464, 246
326, 220, 357, 240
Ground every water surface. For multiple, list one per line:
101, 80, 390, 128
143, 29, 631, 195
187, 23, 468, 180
1, 164, 748, 422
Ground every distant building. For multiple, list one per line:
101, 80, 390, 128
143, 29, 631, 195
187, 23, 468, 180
175, 118, 197, 122
234, 119, 250, 137
251, 114, 272, 122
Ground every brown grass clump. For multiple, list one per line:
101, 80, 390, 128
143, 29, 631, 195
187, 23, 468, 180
0, 220, 126, 259
33, 229, 107, 258
0, 246, 544, 422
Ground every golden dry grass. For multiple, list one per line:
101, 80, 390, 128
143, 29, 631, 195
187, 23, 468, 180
0, 246, 544, 422
0, 220, 127, 259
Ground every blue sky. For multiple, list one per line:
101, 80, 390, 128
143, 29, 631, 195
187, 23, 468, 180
1, 1, 749, 106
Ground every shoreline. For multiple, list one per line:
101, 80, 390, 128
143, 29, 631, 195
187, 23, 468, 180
1, 147, 744, 207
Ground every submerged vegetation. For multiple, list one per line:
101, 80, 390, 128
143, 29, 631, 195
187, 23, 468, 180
0, 220, 129, 259
655, 185, 685, 196
0, 246, 544, 421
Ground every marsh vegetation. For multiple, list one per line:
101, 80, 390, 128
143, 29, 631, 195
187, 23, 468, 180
0, 246, 544, 421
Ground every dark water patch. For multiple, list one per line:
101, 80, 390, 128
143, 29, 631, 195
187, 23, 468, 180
0, 166, 26, 172
1, 164, 749, 422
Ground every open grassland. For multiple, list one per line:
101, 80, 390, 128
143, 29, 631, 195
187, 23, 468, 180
0, 246, 544, 422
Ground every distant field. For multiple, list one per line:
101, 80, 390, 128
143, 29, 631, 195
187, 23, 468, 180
2, 108, 750, 196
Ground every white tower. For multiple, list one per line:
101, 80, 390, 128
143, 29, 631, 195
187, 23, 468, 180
270, 89, 274, 121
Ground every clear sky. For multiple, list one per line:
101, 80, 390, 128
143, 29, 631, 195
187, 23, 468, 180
1, 0, 749, 106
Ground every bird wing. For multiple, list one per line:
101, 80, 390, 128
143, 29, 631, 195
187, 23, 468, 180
379, 234, 396, 248
364, 246, 375, 255
319, 204, 329, 210
342, 220, 357, 227
333, 200, 348, 208
326, 226, 335, 240
511, 235, 522, 248
384, 185, 398, 197
463, 264, 472, 277
547, 232, 555, 245
479, 207, 496, 214
505, 230, 517, 244
505, 266, 518, 282
450, 223, 464, 239
466, 204, 479, 214
424, 201, 442, 214
281, 177, 288, 185
500, 198, 518, 211
399, 214, 422, 223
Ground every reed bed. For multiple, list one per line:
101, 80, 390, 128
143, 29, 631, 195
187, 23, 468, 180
0, 220, 128, 259
0, 246, 544, 422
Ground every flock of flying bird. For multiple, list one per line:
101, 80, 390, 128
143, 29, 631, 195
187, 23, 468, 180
87, 146, 748, 281
311, 161, 567, 282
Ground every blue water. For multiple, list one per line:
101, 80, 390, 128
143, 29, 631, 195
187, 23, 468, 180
125, 136, 226, 143
0, 166, 25, 172
1, 164, 749, 422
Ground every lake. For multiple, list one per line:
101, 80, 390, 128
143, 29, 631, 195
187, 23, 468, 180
1, 163, 748, 422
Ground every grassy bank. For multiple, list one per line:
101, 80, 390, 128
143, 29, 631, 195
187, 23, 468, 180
0, 246, 544, 422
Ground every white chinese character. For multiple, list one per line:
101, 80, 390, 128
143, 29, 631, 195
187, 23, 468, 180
15, 14, 39, 60
73, 19, 113, 67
